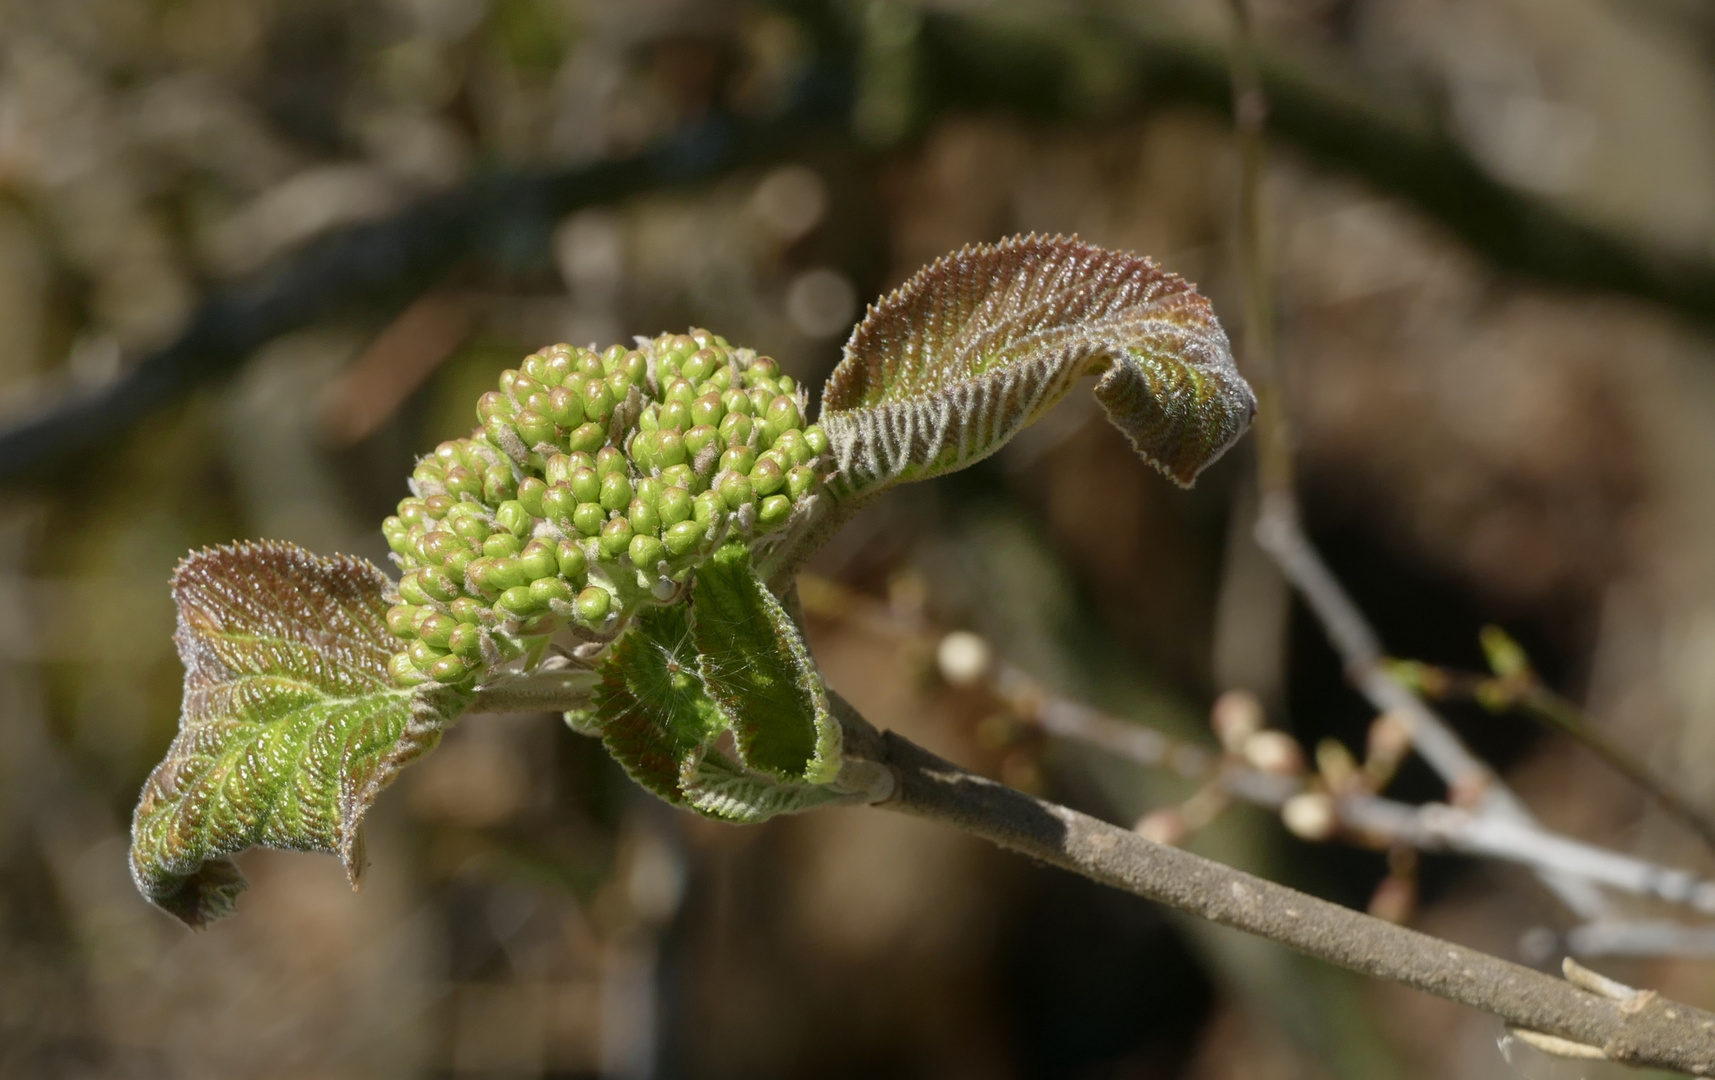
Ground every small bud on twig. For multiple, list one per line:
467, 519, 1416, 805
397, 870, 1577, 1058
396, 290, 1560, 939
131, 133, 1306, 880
1242, 730, 1304, 776
1281, 792, 1336, 841
1211, 689, 1265, 752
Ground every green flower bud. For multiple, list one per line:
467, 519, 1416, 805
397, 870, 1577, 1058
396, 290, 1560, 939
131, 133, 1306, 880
595, 445, 627, 476
757, 494, 792, 528
575, 585, 612, 624
664, 519, 705, 557
517, 477, 548, 517
599, 516, 634, 558
718, 411, 754, 447
719, 445, 756, 475
693, 490, 724, 527
482, 532, 523, 559
573, 502, 605, 536
542, 484, 577, 523
665, 377, 696, 406
543, 348, 573, 386
658, 486, 692, 526
682, 349, 717, 384
606, 368, 632, 400
463, 557, 497, 596
408, 638, 445, 667
427, 655, 470, 683
659, 399, 691, 432
384, 522, 414, 558
635, 476, 664, 506
496, 500, 532, 538
666, 333, 697, 360
691, 392, 725, 427
660, 463, 695, 491
530, 576, 571, 606
655, 430, 686, 468
418, 613, 456, 649
582, 378, 614, 426
420, 566, 461, 602
515, 410, 555, 448
445, 466, 482, 499
477, 390, 512, 424
434, 440, 464, 466
544, 454, 574, 486
483, 464, 517, 503
749, 457, 784, 496
568, 467, 601, 503
629, 497, 661, 536
398, 498, 429, 526
450, 597, 486, 624
497, 586, 540, 616
629, 533, 666, 568
620, 350, 647, 385
511, 373, 545, 400
556, 539, 588, 579
487, 556, 530, 591
412, 459, 444, 489
574, 347, 603, 377
519, 540, 558, 581
447, 622, 483, 659
638, 403, 660, 432
567, 422, 605, 454
600, 343, 629, 373
764, 395, 801, 442
548, 386, 584, 428
390, 652, 425, 686
722, 388, 753, 416
386, 604, 420, 638
802, 423, 829, 456
524, 390, 552, 418
748, 387, 771, 416
777, 375, 796, 394
786, 464, 816, 499
773, 428, 809, 465
719, 473, 754, 511
750, 355, 780, 380
599, 472, 633, 511
443, 548, 474, 578
424, 494, 454, 519
398, 573, 433, 607
522, 352, 552, 383
629, 429, 658, 473
684, 424, 720, 459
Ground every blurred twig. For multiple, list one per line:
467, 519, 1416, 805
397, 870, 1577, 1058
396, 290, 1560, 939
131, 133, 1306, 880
1389, 627, 1715, 856
1220, 0, 1611, 921
8, 6, 1715, 485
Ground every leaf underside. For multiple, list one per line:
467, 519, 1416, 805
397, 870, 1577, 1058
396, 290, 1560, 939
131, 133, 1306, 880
691, 544, 841, 786
583, 544, 845, 822
818, 233, 1256, 498
130, 541, 469, 927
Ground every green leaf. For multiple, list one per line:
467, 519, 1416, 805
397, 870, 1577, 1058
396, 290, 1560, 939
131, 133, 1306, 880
690, 543, 841, 785
679, 750, 853, 823
590, 604, 725, 804
130, 541, 470, 927
819, 233, 1255, 496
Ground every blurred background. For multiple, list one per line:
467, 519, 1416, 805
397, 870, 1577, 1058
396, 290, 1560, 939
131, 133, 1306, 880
4, 0, 1715, 1076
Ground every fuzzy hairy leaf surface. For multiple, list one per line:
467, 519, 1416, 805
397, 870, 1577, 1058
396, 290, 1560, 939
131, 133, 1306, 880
690, 544, 841, 785
130, 542, 470, 927
679, 751, 853, 823
590, 604, 725, 804
819, 234, 1255, 495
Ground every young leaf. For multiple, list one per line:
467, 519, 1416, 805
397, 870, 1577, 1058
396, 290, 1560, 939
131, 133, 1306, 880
679, 750, 853, 823
130, 542, 470, 927
690, 543, 841, 785
819, 233, 1255, 496
589, 604, 726, 804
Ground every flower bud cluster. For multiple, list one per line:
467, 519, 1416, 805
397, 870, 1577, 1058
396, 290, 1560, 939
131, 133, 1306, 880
382, 329, 827, 687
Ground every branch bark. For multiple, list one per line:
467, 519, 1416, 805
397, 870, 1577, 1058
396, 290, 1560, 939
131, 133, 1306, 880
876, 730, 1715, 1076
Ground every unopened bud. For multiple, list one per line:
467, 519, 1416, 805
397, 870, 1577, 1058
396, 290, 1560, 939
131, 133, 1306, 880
936, 631, 992, 687
1281, 792, 1336, 841
1211, 689, 1265, 752
1242, 730, 1305, 776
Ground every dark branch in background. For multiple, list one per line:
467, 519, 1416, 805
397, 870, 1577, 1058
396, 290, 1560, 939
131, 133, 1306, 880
4, 4, 1715, 486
